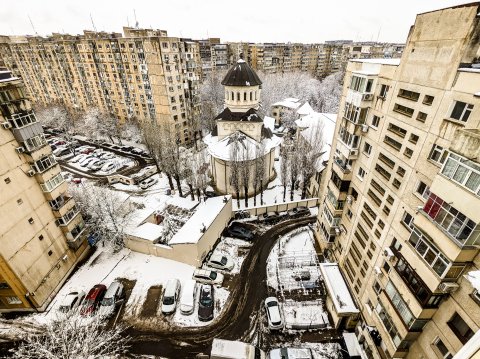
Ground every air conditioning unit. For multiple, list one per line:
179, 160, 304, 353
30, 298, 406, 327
62, 254, 68, 262
1, 122, 12, 129
438, 282, 459, 294
362, 93, 374, 101
346, 195, 353, 204
334, 227, 341, 235
27, 169, 36, 177
374, 266, 383, 277
383, 247, 394, 260
15, 146, 25, 154
350, 149, 358, 156
361, 124, 369, 133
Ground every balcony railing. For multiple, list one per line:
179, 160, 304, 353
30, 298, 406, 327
334, 157, 351, 173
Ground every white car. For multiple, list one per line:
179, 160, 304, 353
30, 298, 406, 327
78, 156, 94, 166
207, 253, 234, 272
139, 177, 158, 189
90, 160, 106, 171
58, 291, 86, 313
71, 154, 87, 163
101, 162, 116, 173
86, 158, 101, 169
93, 148, 104, 156
192, 269, 224, 286
100, 152, 115, 160
80, 157, 97, 167
264, 297, 284, 330
161, 279, 181, 315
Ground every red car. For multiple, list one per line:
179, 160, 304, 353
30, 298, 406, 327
80, 284, 107, 316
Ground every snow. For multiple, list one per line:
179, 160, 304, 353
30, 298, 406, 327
169, 196, 231, 244
128, 222, 163, 241
214, 236, 252, 274
343, 332, 368, 359
474, 92, 480, 97
351, 58, 401, 66
465, 270, 480, 291
320, 263, 359, 315
263, 116, 275, 131
283, 300, 330, 329
458, 68, 480, 73
296, 101, 314, 116
272, 98, 301, 109
237, 58, 246, 64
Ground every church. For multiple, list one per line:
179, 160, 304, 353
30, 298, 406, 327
204, 57, 281, 198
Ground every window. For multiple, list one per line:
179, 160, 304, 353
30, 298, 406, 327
347, 209, 353, 219
434, 338, 453, 359
385, 281, 416, 328
450, 101, 473, 122
17, 198, 23, 205
363, 142, 372, 155
384, 135, 402, 151
39, 235, 44, 241
358, 167, 366, 180
48, 250, 53, 256
343, 102, 369, 124
441, 152, 480, 196
378, 153, 395, 168
371, 115, 380, 127
4, 177, 11, 184
415, 181, 431, 199
0, 282, 10, 289
375, 302, 402, 347
392, 178, 401, 189
404, 147, 413, 158
397, 166, 406, 177
416, 112, 427, 122
350, 75, 366, 92
429, 144, 447, 164
387, 123, 407, 138
423, 95, 434, 105
393, 103, 414, 117
6, 296, 22, 305
373, 280, 382, 294
398, 89, 420, 101
375, 163, 391, 180
409, 134, 419, 144
28, 217, 34, 224
379, 84, 389, 99
448, 313, 474, 344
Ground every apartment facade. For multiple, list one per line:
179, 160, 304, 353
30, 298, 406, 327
315, 3, 480, 359
0, 68, 89, 312
0, 27, 202, 144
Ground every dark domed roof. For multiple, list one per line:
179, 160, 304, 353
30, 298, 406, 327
221, 59, 262, 87
215, 107, 263, 122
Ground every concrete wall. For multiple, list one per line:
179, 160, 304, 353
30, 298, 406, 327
234, 198, 319, 217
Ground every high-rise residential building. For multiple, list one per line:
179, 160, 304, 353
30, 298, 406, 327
315, 3, 480, 359
0, 68, 89, 312
0, 27, 202, 144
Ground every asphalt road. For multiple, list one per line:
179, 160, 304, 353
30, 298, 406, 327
125, 216, 318, 358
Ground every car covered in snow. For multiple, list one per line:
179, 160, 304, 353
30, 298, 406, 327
99, 152, 115, 160
89, 160, 106, 171
80, 284, 107, 316
198, 284, 214, 322
161, 279, 181, 315
268, 347, 313, 359
257, 211, 281, 224
100, 162, 116, 173
139, 177, 158, 189
80, 157, 97, 167
264, 297, 284, 330
179, 279, 197, 315
98, 281, 125, 318
287, 206, 311, 219
71, 153, 88, 163
130, 147, 144, 155
225, 222, 255, 241
207, 253, 234, 272
192, 269, 224, 286
58, 290, 86, 313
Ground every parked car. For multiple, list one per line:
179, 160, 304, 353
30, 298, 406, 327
130, 148, 144, 155
268, 348, 313, 359
100, 162, 116, 173
197, 284, 214, 321
71, 154, 87, 163
111, 145, 121, 150
58, 290, 86, 313
80, 284, 107, 316
86, 158, 101, 169
264, 297, 284, 330
80, 157, 97, 167
207, 253, 234, 272
98, 281, 125, 318
78, 156, 94, 166
179, 279, 196, 315
258, 211, 281, 224
161, 279, 181, 315
226, 222, 255, 241
102, 142, 114, 148
192, 269, 224, 286
292, 270, 311, 281
71, 177, 83, 184
93, 148, 104, 156
99, 152, 115, 160
90, 160, 106, 171
79, 147, 95, 154
140, 177, 158, 189
120, 145, 134, 152
53, 147, 74, 160
287, 206, 311, 218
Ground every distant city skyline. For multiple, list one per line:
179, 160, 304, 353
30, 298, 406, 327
0, 0, 471, 43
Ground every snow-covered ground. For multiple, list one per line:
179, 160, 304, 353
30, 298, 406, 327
210, 237, 252, 275
283, 300, 329, 329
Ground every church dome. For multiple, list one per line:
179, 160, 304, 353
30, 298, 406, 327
221, 58, 262, 87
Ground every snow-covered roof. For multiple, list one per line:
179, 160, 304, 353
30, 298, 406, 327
269, 348, 313, 359
272, 98, 301, 109
211, 339, 252, 357
320, 263, 359, 315
350, 58, 401, 66
128, 222, 163, 242
169, 196, 231, 245
464, 270, 480, 291
458, 68, 480, 74
263, 116, 275, 131
296, 101, 314, 116
204, 132, 281, 161
343, 333, 368, 359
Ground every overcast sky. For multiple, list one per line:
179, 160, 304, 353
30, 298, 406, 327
0, 0, 471, 43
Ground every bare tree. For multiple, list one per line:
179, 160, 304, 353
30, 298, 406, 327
13, 314, 128, 359
239, 143, 252, 207
229, 134, 242, 207
184, 146, 210, 201
199, 70, 226, 134
70, 184, 135, 251
162, 126, 184, 197
280, 143, 290, 202
252, 143, 266, 206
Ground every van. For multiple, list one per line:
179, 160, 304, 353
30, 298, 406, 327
211, 339, 266, 359
97, 281, 124, 318
161, 279, 181, 314
268, 348, 313, 359
179, 279, 196, 315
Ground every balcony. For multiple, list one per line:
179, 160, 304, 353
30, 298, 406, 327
66, 227, 89, 250
333, 157, 353, 180
450, 128, 480, 160
51, 195, 75, 218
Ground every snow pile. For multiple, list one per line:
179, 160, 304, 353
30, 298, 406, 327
465, 270, 480, 291
283, 300, 329, 330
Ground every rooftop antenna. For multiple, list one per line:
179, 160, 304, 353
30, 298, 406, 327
28, 15, 38, 35
376, 26, 382, 43
90, 13, 97, 32
134, 9, 139, 28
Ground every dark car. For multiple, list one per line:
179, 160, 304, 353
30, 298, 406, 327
80, 284, 107, 317
198, 284, 214, 321
111, 145, 121, 150
287, 206, 311, 219
120, 146, 134, 152
258, 211, 281, 224
226, 223, 254, 241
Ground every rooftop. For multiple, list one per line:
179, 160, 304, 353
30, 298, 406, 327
221, 58, 262, 87
350, 58, 401, 66
215, 107, 263, 122
320, 263, 359, 315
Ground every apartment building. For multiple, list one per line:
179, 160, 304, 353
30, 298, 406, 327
0, 68, 89, 312
315, 3, 480, 359
0, 27, 202, 144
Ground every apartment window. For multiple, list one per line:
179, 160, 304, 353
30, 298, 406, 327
375, 163, 391, 180
378, 153, 395, 169
392, 178, 401, 189
358, 167, 366, 180
429, 144, 447, 164
373, 280, 382, 294
386, 195, 394, 205
347, 209, 353, 219
387, 123, 407, 138
350, 75, 366, 92
384, 135, 402, 151
4, 177, 11, 184
385, 281, 415, 327
33, 155, 57, 173
423, 193, 476, 244
40, 173, 64, 193
398, 88, 420, 101
375, 302, 402, 347
48, 250, 53, 256
343, 102, 368, 124
450, 101, 473, 122
0, 282, 10, 289
441, 152, 480, 195
448, 313, 474, 344
409, 134, 419, 144
379, 84, 389, 99
433, 338, 453, 359
415, 181, 431, 200
397, 166, 406, 177
404, 147, 414, 158
416, 112, 427, 123
39, 234, 44, 241
393, 103, 414, 117
363, 142, 372, 155
28, 217, 34, 224
6, 296, 22, 305
423, 95, 434, 105
371, 115, 380, 128
17, 198, 23, 205
371, 178, 386, 196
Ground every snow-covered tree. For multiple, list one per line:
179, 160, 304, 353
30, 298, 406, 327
239, 143, 252, 207
280, 143, 290, 202
13, 314, 128, 359
183, 146, 210, 201
199, 70, 226, 133
229, 134, 242, 207
252, 143, 266, 206
315, 71, 344, 113
70, 184, 134, 251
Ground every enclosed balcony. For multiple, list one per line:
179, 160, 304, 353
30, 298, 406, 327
332, 156, 353, 181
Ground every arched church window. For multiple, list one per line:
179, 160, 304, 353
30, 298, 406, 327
244, 92, 247, 101
231, 91, 234, 100
255, 91, 258, 100
237, 92, 240, 101
250, 92, 253, 101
